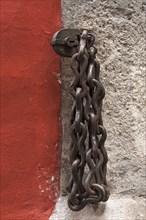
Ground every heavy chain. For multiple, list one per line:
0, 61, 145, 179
67, 30, 109, 211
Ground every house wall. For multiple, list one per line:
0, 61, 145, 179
1, 1, 61, 219
50, 0, 146, 219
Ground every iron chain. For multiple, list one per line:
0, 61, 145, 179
68, 30, 110, 211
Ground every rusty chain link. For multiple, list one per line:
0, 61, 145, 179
50, 29, 110, 211
67, 30, 110, 211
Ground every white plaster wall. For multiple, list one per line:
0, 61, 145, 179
50, 0, 146, 219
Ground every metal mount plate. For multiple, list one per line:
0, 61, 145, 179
50, 29, 82, 57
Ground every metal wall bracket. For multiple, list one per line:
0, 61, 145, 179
50, 29, 94, 57
50, 29, 81, 57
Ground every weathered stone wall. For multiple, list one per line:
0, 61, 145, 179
50, 0, 146, 219
61, 0, 145, 197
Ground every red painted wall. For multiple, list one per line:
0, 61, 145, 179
0, 1, 61, 219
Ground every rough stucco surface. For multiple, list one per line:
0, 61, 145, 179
50, 0, 146, 219
50, 195, 146, 220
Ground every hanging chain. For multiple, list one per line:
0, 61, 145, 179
51, 29, 110, 211
67, 30, 109, 211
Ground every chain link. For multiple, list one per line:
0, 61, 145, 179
68, 30, 110, 211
